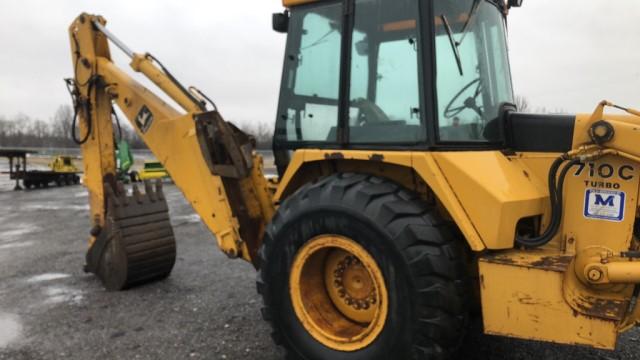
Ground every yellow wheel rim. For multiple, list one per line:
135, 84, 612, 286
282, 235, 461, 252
289, 235, 388, 352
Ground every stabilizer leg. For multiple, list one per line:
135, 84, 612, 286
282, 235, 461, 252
85, 179, 176, 291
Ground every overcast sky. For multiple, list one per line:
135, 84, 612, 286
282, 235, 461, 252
1, 0, 639, 125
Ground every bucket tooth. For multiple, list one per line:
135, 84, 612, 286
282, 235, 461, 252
144, 180, 157, 202
85, 181, 176, 291
132, 184, 143, 204
155, 179, 165, 201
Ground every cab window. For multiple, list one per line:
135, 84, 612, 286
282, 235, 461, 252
434, 0, 514, 143
348, 0, 424, 144
275, 3, 342, 143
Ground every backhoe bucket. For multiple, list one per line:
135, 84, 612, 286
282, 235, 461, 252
85, 180, 176, 291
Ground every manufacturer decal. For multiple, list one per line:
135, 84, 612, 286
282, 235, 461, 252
135, 106, 154, 134
574, 162, 634, 190
584, 189, 625, 222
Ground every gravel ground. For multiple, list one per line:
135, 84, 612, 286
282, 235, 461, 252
0, 179, 639, 359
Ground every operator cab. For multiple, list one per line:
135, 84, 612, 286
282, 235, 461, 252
273, 0, 523, 174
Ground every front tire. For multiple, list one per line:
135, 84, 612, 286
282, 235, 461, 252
258, 174, 469, 360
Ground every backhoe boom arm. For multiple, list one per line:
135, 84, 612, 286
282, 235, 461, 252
68, 13, 274, 280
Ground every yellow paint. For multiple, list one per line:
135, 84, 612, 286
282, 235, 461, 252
69, 15, 117, 247
479, 250, 618, 350
49, 156, 80, 174
432, 152, 548, 249
276, 150, 556, 252
289, 235, 388, 352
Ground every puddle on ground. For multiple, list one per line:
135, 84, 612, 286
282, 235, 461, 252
27, 273, 71, 283
171, 213, 201, 227
43, 285, 84, 305
23, 204, 89, 212
0, 224, 41, 243
0, 313, 22, 348
0, 241, 35, 251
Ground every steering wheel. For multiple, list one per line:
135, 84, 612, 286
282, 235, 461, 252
444, 78, 484, 119
352, 98, 392, 125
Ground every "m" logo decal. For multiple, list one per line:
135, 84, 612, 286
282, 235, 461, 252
594, 194, 615, 207
584, 189, 625, 222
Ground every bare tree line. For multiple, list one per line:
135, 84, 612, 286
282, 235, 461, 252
0, 104, 275, 151
238, 121, 274, 150
515, 96, 568, 115
0, 105, 145, 149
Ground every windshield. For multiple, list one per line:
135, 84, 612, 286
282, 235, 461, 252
434, 0, 514, 143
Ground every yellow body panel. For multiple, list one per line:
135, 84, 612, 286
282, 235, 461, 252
479, 251, 618, 350
276, 150, 557, 251
275, 150, 487, 251
433, 152, 547, 249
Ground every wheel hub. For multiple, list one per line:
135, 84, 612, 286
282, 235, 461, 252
289, 235, 388, 352
329, 253, 378, 323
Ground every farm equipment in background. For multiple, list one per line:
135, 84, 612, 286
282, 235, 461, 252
115, 140, 139, 183
137, 161, 169, 181
25, 155, 81, 189
115, 140, 169, 183
0, 150, 80, 190
67, 0, 640, 358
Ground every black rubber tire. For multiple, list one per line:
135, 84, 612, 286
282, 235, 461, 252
257, 173, 470, 360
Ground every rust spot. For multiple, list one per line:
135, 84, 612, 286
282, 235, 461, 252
573, 295, 628, 321
369, 154, 384, 162
479, 252, 518, 266
324, 152, 345, 160
529, 256, 573, 272
517, 293, 536, 305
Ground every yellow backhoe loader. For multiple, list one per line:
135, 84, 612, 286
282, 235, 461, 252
67, 0, 640, 358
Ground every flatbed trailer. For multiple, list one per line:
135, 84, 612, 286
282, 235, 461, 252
18, 170, 80, 189
0, 149, 80, 190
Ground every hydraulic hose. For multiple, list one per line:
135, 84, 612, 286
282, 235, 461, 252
515, 155, 580, 248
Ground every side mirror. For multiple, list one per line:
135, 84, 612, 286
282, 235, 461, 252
272, 11, 289, 33
508, 0, 523, 8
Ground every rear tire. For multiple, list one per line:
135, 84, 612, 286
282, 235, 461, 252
257, 173, 470, 360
